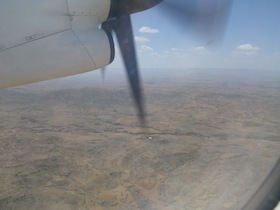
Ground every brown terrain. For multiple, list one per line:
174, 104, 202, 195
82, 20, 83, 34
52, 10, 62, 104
0, 68, 279, 210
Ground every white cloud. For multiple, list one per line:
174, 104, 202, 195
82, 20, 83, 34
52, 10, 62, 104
139, 26, 159, 34
189, 46, 216, 56
236, 44, 259, 51
141, 45, 154, 52
164, 48, 186, 57
150, 52, 166, 58
233, 44, 260, 56
189, 46, 207, 53
134, 36, 150, 44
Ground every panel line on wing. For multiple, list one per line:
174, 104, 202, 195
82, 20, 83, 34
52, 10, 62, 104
65, 0, 98, 68
0, 29, 70, 53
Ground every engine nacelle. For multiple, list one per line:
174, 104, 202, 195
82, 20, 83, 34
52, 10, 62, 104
0, 0, 114, 88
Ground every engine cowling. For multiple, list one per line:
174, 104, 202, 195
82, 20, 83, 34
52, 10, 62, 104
0, 0, 114, 88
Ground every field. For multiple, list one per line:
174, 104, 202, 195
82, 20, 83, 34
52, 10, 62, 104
0, 68, 279, 210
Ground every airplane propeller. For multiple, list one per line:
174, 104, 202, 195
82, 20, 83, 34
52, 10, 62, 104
101, 0, 232, 125
101, 0, 163, 125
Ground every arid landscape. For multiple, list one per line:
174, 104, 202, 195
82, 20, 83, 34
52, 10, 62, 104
0, 68, 279, 210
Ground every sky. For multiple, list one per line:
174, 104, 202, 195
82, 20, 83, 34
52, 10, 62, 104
108, 0, 280, 71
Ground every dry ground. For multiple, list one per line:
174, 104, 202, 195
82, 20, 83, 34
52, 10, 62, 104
0, 69, 279, 210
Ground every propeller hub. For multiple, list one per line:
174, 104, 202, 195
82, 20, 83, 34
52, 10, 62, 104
109, 0, 163, 18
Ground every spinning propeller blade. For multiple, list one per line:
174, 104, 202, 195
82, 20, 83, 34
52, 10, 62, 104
102, 0, 232, 124
159, 0, 232, 43
102, 0, 164, 125
111, 14, 146, 124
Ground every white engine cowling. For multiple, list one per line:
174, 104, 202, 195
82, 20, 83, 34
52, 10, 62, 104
0, 0, 114, 88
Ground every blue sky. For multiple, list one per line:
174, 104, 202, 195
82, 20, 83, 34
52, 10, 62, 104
109, 0, 280, 71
